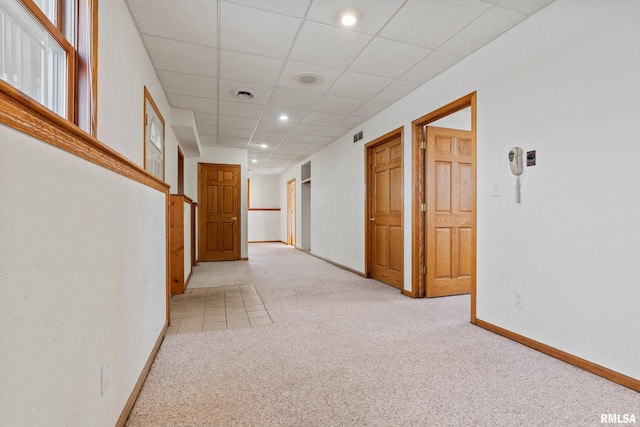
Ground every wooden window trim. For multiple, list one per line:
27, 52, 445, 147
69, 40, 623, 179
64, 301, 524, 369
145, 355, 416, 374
75, 0, 98, 135
6, 0, 98, 135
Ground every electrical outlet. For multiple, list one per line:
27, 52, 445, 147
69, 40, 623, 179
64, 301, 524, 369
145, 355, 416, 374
101, 359, 111, 396
514, 292, 523, 308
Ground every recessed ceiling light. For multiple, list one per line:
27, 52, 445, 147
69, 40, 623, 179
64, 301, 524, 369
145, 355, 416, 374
279, 115, 288, 121
260, 143, 268, 148
252, 159, 258, 163
233, 89, 256, 100
338, 8, 362, 27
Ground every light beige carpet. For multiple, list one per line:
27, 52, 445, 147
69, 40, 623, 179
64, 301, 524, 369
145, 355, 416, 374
126, 243, 638, 426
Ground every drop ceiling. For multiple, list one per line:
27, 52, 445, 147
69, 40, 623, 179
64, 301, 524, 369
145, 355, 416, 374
125, 0, 555, 175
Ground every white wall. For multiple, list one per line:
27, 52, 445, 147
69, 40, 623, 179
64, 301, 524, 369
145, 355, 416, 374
98, 0, 181, 193
186, 146, 249, 258
248, 175, 280, 242
0, 0, 179, 424
279, 0, 640, 381
0, 127, 166, 426
249, 175, 279, 208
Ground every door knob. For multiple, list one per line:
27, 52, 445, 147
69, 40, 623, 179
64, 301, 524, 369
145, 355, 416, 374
370, 217, 375, 222
231, 217, 237, 221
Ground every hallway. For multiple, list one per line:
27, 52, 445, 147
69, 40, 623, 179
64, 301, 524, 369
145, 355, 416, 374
126, 244, 638, 426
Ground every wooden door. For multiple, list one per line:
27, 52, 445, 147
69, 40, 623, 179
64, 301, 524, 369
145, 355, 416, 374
367, 133, 403, 289
287, 179, 296, 246
198, 163, 240, 261
426, 126, 474, 297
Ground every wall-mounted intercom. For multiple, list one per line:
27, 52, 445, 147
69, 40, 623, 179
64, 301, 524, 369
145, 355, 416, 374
509, 147, 523, 176
508, 147, 523, 203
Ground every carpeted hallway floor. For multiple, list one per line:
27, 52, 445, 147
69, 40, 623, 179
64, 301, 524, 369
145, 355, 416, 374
126, 243, 638, 426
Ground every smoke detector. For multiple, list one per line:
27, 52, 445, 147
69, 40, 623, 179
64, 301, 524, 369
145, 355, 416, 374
293, 73, 324, 87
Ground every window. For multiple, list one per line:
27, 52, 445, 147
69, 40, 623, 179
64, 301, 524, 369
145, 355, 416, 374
0, 0, 96, 134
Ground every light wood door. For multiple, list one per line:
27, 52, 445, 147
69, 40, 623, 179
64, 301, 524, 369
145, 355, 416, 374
368, 134, 403, 289
426, 126, 474, 297
287, 179, 296, 246
198, 163, 240, 261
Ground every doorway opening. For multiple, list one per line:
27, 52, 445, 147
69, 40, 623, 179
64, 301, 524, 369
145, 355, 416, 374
177, 146, 184, 195
411, 92, 477, 322
301, 162, 311, 252
287, 179, 296, 247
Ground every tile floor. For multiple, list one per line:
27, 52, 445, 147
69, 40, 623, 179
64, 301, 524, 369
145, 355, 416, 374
167, 285, 272, 334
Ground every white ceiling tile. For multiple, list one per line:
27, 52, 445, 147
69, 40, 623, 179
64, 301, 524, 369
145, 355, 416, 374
224, 0, 311, 17
305, 0, 404, 35
262, 105, 307, 123
199, 135, 218, 145
313, 95, 366, 115
273, 145, 301, 154
219, 100, 265, 118
218, 115, 259, 130
248, 151, 271, 159
257, 119, 296, 133
293, 124, 333, 136
266, 153, 297, 160
218, 137, 249, 147
220, 2, 301, 58
328, 71, 393, 100
127, 0, 217, 47
277, 61, 343, 94
440, 7, 526, 56
379, 0, 492, 49
168, 94, 217, 115
400, 50, 463, 84
339, 115, 367, 129
324, 127, 350, 138
199, 125, 218, 136
219, 50, 284, 85
219, 127, 254, 139
353, 100, 390, 118
286, 134, 335, 144
196, 113, 217, 126
349, 38, 432, 79
289, 22, 371, 69
277, 142, 315, 151
143, 35, 217, 77
374, 80, 421, 103
269, 87, 323, 110
218, 79, 274, 104
302, 111, 347, 127
253, 130, 289, 141
497, 0, 555, 15
158, 70, 217, 98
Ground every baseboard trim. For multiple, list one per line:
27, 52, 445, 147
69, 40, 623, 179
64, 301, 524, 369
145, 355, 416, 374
116, 321, 167, 426
185, 270, 192, 287
475, 319, 640, 393
300, 249, 366, 278
248, 240, 281, 243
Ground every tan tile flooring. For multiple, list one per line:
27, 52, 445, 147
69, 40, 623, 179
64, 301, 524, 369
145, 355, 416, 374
167, 285, 272, 334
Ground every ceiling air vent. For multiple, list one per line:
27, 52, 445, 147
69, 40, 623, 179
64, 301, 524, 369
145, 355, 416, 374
353, 130, 363, 143
233, 89, 256, 100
